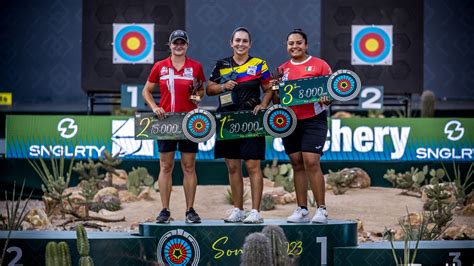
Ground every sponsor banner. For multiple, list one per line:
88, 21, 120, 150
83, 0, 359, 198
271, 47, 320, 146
6, 115, 153, 160
6, 116, 473, 161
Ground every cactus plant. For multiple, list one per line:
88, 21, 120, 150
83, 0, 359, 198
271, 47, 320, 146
225, 187, 250, 205
45, 242, 60, 266
278, 164, 289, 176
264, 160, 295, 192
308, 195, 317, 207
98, 150, 122, 177
73, 159, 108, 214
384, 169, 412, 189
262, 225, 291, 266
89, 195, 121, 212
1, 181, 33, 231
73, 159, 104, 185
45, 241, 71, 266
1, 180, 34, 266
261, 193, 276, 211
263, 158, 279, 181
442, 162, 473, 206
386, 209, 426, 265
412, 171, 426, 190
45, 224, 94, 266
383, 166, 430, 193
263, 160, 287, 180
429, 168, 445, 185
153, 180, 160, 192
263, 165, 274, 180
74, 159, 105, 193
422, 183, 455, 240
420, 90, 435, 117
79, 256, 94, 266
76, 224, 94, 265
28, 152, 74, 215
367, 109, 385, 118
240, 232, 272, 266
58, 241, 72, 266
143, 175, 154, 186
127, 167, 154, 195
76, 224, 90, 255
327, 169, 354, 195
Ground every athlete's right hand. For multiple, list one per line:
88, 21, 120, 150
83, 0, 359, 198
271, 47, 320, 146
222, 80, 238, 91
152, 107, 166, 120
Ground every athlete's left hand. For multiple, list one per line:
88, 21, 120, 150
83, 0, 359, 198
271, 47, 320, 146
253, 103, 267, 115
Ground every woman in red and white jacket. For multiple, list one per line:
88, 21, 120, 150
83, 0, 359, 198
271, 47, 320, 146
142, 30, 205, 224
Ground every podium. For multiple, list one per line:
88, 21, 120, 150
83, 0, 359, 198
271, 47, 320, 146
3, 223, 471, 265
139, 219, 357, 265
0, 231, 157, 265
334, 240, 474, 266
2, 219, 359, 265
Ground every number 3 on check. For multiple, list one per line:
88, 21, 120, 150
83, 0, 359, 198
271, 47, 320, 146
282, 83, 300, 105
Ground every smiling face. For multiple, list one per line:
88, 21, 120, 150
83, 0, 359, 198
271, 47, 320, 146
230, 30, 251, 56
287, 33, 308, 60
169, 39, 188, 56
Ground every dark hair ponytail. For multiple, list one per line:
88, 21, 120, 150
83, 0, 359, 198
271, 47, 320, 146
231, 27, 252, 43
286, 28, 308, 44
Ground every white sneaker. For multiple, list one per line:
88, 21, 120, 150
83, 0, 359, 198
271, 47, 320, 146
224, 208, 245, 223
287, 207, 310, 223
243, 209, 264, 224
312, 206, 328, 223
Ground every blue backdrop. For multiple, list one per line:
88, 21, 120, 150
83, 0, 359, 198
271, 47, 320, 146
0, 0, 473, 111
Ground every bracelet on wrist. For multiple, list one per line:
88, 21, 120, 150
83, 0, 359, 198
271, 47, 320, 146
221, 84, 226, 93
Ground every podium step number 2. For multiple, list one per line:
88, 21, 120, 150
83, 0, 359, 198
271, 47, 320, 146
359, 86, 384, 110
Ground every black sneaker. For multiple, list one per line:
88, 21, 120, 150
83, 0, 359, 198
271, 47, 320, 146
185, 208, 201, 223
156, 209, 171, 224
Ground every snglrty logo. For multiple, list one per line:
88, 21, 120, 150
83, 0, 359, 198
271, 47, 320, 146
444, 120, 464, 141
57, 118, 78, 139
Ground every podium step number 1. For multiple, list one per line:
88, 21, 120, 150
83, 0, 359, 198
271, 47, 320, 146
121, 84, 147, 110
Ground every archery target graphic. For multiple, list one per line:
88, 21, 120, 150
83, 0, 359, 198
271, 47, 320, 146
182, 109, 216, 143
113, 23, 154, 64
263, 105, 297, 138
327, 69, 361, 101
352, 25, 392, 65
157, 229, 200, 266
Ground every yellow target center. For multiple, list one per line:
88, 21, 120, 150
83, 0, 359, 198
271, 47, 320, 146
276, 118, 284, 125
195, 122, 203, 130
341, 82, 348, 88
127, 37, 141, 50
172, 249, 182, 259
365, 38, 379, 52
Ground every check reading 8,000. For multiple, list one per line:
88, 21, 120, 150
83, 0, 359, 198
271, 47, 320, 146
282, 83, 325, 105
